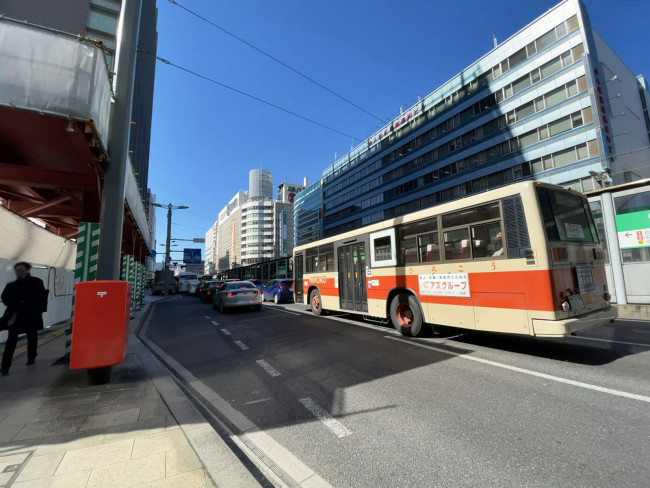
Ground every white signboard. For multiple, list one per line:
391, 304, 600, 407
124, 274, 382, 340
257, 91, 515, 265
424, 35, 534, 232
617, 228, 650, 249
418, 273, 470, 297
564, 223, 584, 239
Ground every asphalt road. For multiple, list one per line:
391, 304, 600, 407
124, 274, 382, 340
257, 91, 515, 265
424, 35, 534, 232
144, 295, 650, 488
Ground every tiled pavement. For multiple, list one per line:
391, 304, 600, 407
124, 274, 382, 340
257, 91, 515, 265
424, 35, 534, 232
0, 296, 216, 488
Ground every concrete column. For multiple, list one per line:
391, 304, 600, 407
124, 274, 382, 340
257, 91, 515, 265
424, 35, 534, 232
96, 0, 143, 281
601, 192, 627, 304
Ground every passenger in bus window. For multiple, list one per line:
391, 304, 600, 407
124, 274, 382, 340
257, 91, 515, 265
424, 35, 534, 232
492, 232, 504, 256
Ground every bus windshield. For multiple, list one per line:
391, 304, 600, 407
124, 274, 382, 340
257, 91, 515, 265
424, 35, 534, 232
536, 186, 598, 243
178, 273, 198, 281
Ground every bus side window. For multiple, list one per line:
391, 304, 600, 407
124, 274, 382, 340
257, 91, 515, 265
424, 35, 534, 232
444, 228, 471, 260
401, 236, 418, 265
418, 232, 440, 262
471, 221, 503, 258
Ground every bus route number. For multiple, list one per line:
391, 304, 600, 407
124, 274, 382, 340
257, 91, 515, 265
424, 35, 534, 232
418, 273, 471, 297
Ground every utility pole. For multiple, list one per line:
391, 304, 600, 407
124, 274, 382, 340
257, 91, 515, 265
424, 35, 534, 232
96, 0, 143, 281
153, 203, 189, 295
164, 204, 172, 295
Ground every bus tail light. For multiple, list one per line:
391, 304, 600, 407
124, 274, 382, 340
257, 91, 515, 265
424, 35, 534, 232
551, 247, 568, 261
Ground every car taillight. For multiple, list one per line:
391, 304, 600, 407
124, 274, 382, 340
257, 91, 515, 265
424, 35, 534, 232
551, 247, 568, 261
227, 292, 233, 296
257, 290, 262, 294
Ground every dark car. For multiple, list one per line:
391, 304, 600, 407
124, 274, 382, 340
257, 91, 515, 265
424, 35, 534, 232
200, 281, 224, 303
262, 279, 294, 304
249, 279, 264, 291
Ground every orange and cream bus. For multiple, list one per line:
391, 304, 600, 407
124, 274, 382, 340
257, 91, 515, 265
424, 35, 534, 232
293, 181, 616, 337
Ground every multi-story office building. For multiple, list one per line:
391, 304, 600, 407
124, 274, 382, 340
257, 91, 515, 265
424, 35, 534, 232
216, 191, 248, 271
296, 0, 650, 241
274, 182, 307, 258
294, 180, 323, 247
241, 199, 275, 265
208, 172, 306, 271
204, 220, 218, 275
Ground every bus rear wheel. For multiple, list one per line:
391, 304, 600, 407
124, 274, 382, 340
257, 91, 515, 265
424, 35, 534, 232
390, 293, 424, 337
310, 289, 324, 316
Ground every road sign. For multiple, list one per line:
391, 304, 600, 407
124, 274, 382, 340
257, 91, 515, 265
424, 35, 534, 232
183, 248, 201, 264
193, 238, 205, 243
150, 250, 157, 258
616, 210, 650, 249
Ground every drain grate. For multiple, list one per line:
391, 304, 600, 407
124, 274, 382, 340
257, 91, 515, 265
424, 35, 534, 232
0, 451, 33, 488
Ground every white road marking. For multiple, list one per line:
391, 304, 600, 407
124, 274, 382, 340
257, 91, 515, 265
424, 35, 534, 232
266, 307, 301, 316
204, 315, 210, 319
256, 359, 281, 377
569, 336, 650, 348
211, 320, 219, 326
298, 397, 353, 438
234, 340, 249, 350
220, 328, 231, 336
386, 336, 650, 403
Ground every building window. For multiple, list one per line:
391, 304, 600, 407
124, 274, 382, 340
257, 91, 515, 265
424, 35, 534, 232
88, 8, 118, 34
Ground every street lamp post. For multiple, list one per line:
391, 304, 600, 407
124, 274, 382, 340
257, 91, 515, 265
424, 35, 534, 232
153, 203, 189, 295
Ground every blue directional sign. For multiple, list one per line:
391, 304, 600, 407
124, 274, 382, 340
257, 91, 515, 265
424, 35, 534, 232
150, 250, 157, 258
183, 248, 201, 264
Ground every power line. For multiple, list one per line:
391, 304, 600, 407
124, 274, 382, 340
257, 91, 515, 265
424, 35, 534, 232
138, 49, 361, 141
166, 0, 383, 123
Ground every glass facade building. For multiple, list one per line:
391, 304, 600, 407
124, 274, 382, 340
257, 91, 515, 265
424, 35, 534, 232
294, 0, 650, 243
294, 180, 323, 246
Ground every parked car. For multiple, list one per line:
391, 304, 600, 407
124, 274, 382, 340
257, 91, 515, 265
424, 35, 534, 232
249, 279, 264, 291
200, 281, 223, 303
213, 281, 262, 313
263, 279, 294, 304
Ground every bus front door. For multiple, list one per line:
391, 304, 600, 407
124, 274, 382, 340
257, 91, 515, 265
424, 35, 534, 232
338, 243, 368, 312
294, 253, 304, 303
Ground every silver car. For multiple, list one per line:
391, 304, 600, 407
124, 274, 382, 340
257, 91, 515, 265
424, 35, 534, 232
213, 281, 263, 313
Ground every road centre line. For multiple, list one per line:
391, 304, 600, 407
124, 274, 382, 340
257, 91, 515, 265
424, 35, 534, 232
569, 336, 650, 348
211, 320, 219, 326
256, 359, 282, 377
298, 397, 353, 438
234, 340, 249, 350
220, 328, 231, 336
386, 336, 650, 403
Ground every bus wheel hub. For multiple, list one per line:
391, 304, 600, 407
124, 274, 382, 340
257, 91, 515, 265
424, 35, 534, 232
396, 303, 413, 327
312, 295, 320, 309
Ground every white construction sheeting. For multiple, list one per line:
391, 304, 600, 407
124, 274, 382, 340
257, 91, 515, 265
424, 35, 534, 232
0, 206, 76, 339
0, 19, 112, 147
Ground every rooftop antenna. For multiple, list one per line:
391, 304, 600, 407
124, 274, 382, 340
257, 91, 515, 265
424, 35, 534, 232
493, 35, 498, 49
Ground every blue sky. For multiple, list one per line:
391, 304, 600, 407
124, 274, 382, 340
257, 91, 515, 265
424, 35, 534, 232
148, 0, 650, 259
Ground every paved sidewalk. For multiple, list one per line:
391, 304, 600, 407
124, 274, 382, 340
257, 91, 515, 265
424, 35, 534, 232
0, 295, 216, 488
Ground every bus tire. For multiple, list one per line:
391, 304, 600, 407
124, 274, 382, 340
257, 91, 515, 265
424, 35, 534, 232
310, 289, 324, 316
390, 293, 424, 337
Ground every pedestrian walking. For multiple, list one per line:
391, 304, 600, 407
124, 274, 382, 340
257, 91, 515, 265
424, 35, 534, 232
0, 262, 48, 376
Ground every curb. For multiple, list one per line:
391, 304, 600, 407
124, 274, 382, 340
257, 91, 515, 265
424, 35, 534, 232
133, 297, 275, 487
137, 299, 334, 488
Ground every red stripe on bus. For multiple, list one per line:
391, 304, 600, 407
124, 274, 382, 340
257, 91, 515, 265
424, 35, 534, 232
302, 267, 607, 313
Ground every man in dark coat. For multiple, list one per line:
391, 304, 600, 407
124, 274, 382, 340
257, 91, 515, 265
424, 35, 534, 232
0, 262, 47, 375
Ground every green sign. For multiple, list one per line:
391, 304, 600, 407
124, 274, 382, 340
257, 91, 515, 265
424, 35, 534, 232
615, 210, 650, 249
